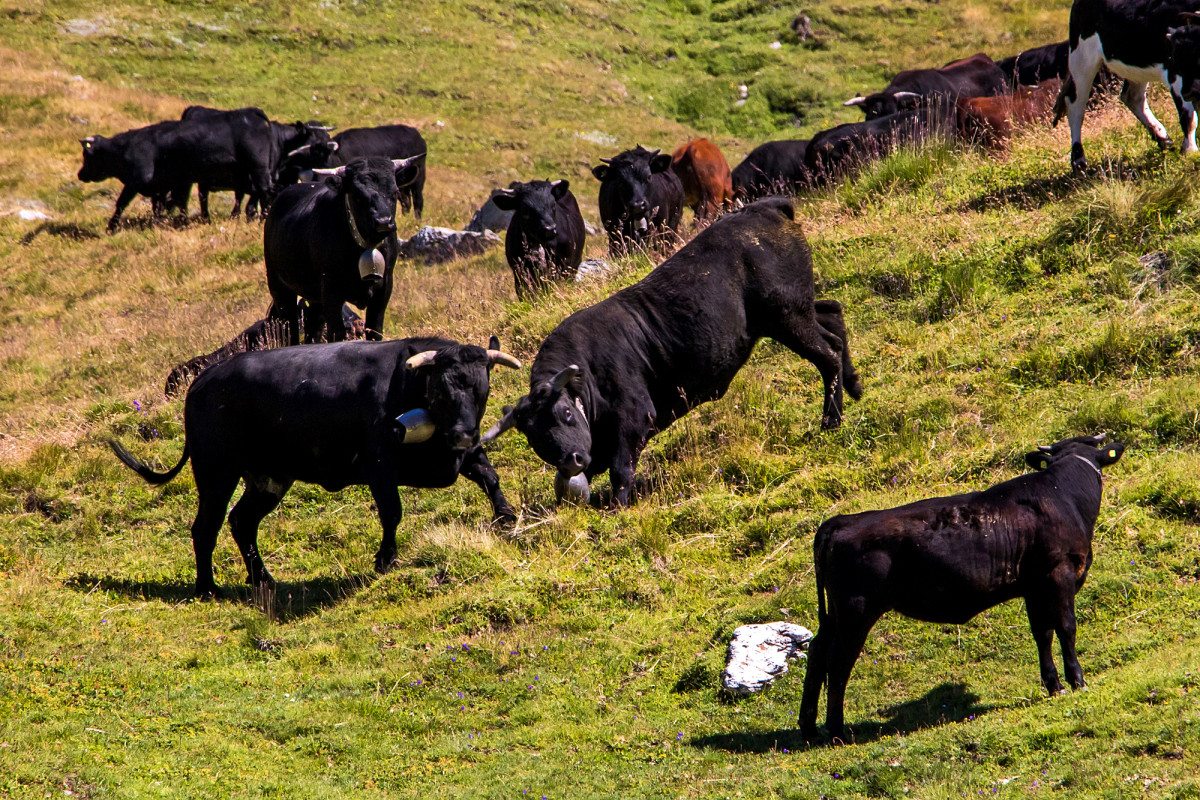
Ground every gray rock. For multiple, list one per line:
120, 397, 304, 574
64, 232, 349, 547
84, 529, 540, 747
399, 226, 500, 265
575, 259, 611, 282
721, 621, 813, 696
466, 188, 516, 233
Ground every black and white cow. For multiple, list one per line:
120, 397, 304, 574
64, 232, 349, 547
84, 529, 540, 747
1055, 0, 1200, 170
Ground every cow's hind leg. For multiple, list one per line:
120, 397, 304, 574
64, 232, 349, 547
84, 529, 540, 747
228, 476, 292, 587
368, 479, 403, 574
823, 611, 878, 743
1169, 82, 1199, 155
190, 469, 239, 598
1121, 81, 1173, 151
815, 299, 863, 401
1050, 562, 1087, 690
1025, 595, 1065, 695
458, 446, 517, 525
768, 310, 846, 429
1064, 39, 1104, 170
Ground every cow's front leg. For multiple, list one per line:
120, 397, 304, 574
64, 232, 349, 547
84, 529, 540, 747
1025, 595, 1065, 695
368, 479, 402, 573
228, 476, 293, 587
1170, 84, 1199, 155
322, 295, 348, 342
459, 446, 517, 525
107, 184, 140, 233
609, 409, 652, 507
363, 287, 388, 342
1050, 563, 1086, 690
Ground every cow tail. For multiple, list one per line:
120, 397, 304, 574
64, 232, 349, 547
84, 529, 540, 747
109, 440, 190, 485
1051, 74, 1074, 128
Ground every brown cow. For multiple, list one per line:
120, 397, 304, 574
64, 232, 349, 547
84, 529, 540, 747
670, 138, 734, 222
957, 78, 1062, 149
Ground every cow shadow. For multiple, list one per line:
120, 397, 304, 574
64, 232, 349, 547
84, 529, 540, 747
19, 221, 102, 245
64, 572, 377, 622
690, 682, 994, 753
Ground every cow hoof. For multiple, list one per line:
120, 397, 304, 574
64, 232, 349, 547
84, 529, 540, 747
195, 585, 223, 600
492, 509, 518, 529
375, 552, 398, 574
1158, 137, 1175, 152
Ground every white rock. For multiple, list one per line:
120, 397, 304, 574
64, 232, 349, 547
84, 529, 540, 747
575, 130, 617, 146
770, 41, 782, 50
575, 259, 611, 282
18, 209, 51, 221
398, 226, 500, 265
465, 190, 515, 234
721, 621, 813, 696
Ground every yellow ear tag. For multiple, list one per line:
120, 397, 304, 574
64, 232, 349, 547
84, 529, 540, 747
1108, 449, 1117, 458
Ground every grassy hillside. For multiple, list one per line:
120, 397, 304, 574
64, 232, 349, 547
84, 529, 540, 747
3, 0, 1200, 797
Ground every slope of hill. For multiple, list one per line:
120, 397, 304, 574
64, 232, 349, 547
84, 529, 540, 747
2, 1, 1200, 797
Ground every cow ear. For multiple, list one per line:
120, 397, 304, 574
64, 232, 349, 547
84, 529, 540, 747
592, 164, 609, 181
488, 334, 500, 351
1096, 443, 1125, 467
491, 190, 517, 211
649, 153, 672, 173
1024, 451, 1050, 471
551, 179, 570, 198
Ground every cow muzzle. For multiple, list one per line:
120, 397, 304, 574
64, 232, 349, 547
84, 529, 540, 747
561, 451, 590, 476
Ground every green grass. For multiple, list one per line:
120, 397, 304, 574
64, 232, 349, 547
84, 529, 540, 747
3, 0, 1200, 797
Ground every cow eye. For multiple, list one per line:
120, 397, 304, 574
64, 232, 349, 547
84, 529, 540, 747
563, 408, 574, 424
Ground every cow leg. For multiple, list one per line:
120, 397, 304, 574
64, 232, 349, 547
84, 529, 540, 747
266, 272, 301, 346
231, 191, 244, 219
302, 301, 326, 344
610, 403, 654, 507
363, 293, 387, 342
1169, 82, 1199, 155
197, 185, 211, 222
798, 624, 834, 738
1025, 596, 1065, 695
823, 612, 877, 743
322, 300, 347, 343
107, 184, 140, 233
1049, 562, 1087, 690
398, 189, 413, 217
768, 312, 846, 429
458, 446, 517, 525
412, 185, 424, 219
816, 301, 864, 401
190, 470, 239, 598
1120, 81, 1173, 151
228, 477, 292, 587
1065, 40, 1104, 171
368, 479, 402, 574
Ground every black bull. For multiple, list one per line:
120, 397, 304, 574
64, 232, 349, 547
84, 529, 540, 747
110, 337, 521, 597
798, 435, 1125, 742
484, 197, 863, 507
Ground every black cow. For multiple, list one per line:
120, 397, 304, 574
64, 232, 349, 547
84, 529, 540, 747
483, 198, 862, 507
492, 179, 586, 299
1054, 1, 1200, 171
78, 121, 191, 232
798, 434, 1125, 743
163, 303, 364, 397
281, 124, 427, 218
111, 335, 522, 597
997, 41, 1071, 86
731, 140, 811, 201
843, 53, 1008, 120
176, 106, 333, 219
264, 156, 422, 344
592, 146, 685, 257
805, 107, 952, 185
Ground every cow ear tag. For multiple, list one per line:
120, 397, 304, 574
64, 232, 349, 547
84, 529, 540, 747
359, 248, 385, 280
1107, 449, 1117, 459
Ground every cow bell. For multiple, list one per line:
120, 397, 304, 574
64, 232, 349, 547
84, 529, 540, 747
359, 248, 386, 281
396, 408, 435, 444
554, 470, 591, 506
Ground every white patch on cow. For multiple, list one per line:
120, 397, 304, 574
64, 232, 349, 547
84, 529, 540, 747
1106, 58, 1169, 86
1170, 75, 1200, 153
1120, 80, 1171, 142
1066, 34, 1107, 147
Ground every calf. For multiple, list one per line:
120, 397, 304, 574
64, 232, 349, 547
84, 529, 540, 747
264, 156, 422, 344
593, 145, 685, 256
957, 78, 1063, 149
483, 198, 862, 507
669, 138, 735, 221
1054, 1, 1200, 171
843, 53, 1008, 120
111, 336, 521, 597
491, 179, 586, 299
798, 434, 1125, 742
731, 140, 811, 201
77, 121, 191, 232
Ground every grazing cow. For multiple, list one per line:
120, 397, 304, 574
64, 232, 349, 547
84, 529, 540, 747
1054, 1, 1200, 171
111, 335, 522, 597
731, 140, 811, 201
78, 121, 192, 232
798, 434, 1125, 742
957, 78, 1063, 149
177, 106, 333, 219
483, 198, 862, 506
592, 145, 685, 256
997, 41, 1072, 87
163, 303, 364, 397
805, 107, 953, 185
281, 124, 428, 217
491, 179, 586, 299
843, 53, 1009, 120
669, 138, 735, 221
264, 156, 422, 344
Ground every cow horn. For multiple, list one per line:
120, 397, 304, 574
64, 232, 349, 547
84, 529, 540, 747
329, 141, 339, 151
1038, 445, 1053, 452
307, 124, 336, 131
287, 144, 312, 157
1091, 432, 1107, 444
892, 91, 922, 100
406, 350, 439, 369
392, 152, 427, 170
843, 96, 867, 106
599, 157, 613, 164
486, 350, 522, 370
548, 364, 581, 393
482, 405, 518, 442
648, 149, 661, 158
311, 166, 346, 177
1180, 11, 1200, 23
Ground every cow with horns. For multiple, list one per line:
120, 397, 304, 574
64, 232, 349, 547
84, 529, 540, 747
593, 145, 685, 256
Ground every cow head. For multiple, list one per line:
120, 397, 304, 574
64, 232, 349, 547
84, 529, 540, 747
309, 155, 423, 262
490, 179, 570, 242
1024, 433, 1125, 473
77, 135, 116, 183
843, 91, 922, 120
482, 364, 591, 476
1167, 14, 1200, 103
592, 146, 672, 232
400, 336, 521, 452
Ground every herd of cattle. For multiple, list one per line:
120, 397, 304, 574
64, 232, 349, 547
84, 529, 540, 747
97, 0, 1196, 741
